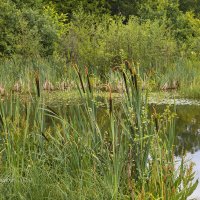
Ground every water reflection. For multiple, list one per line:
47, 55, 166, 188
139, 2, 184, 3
153, 105, 200, 156
175, 105, 200, 155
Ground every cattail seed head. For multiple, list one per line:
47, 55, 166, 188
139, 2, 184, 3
85, 66, 92, 93
152, 106, 159, 132
73, 64, 85, 93
35, 71, 40, 97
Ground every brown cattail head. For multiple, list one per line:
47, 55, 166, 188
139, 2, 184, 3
122, 71, 130, 99
35, 71, 40, 97
133, 67, 138, 92
152, 106, 159, 132
73, 64, 85, 93
85, 66, 88, 76
125, 60, 132, 74
125, 60, 137, 90
85, 66, 92, 93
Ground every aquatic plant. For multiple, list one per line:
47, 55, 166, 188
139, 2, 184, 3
0, 61, 198, 199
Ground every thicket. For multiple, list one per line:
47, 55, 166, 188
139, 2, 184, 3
1, 1, 199, 59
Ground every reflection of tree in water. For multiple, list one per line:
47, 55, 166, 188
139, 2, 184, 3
154, 105, 200, 156
174, 105, 200, 156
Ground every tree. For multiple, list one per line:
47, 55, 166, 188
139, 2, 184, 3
179, 0, 200, 17
0, 0, 67, 57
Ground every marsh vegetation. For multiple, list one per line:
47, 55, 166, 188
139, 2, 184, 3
0, 0, 200, 199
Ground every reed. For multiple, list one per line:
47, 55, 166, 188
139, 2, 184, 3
0, 61, 197, 199
74, 64, 85, 93
85, 66, 92, 93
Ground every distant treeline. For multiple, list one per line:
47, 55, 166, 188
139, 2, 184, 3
0, 0, 200, 63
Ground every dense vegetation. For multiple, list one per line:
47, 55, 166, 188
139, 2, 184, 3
0, 1, 200, 199
0, 0, 200, 98
0, 65, 198, 199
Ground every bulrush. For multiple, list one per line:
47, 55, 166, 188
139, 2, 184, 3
85, 66, 92, 93
125, 60, 138, 92
43, 79, 54, 91
122, 71, 130, 100
112, 66, 129, 98
12, 81, 22, 92
0, 84, 5, 96
133, 67, 138, 92
108, 84, 112, 115
35, 72, 40, 97
73, 64, 85, 93
153, 106, 159, 132
124, 60, 132, 74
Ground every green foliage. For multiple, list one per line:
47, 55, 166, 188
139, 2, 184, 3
43, 0, 110, 19
0, 0, 67, 57
179, 0, 200, 16
138, 0, 200, 45
0, 0, 21, 56
58, 11, 176, 77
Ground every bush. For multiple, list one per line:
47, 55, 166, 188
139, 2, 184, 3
59, 11, 177, 76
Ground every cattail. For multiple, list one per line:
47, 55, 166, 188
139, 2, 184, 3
35, 72, 40, 97
24, 102, 28, 119
85, 66, 92, 93
125, 60, 134, 85
125, 60, 135, 89
133, 67, 138, 92
125, 61, 138, 92
125, 60, 132, 74
0, 113, 4, 129
153, 106, 159, 132
73, 64, 85, 93
122, 71, 130, 100
108, 84, 112, 115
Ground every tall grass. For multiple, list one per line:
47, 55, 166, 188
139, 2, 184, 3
0, 61, 197, 199
157, 57, 200, 98
1, 54, 200, 99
